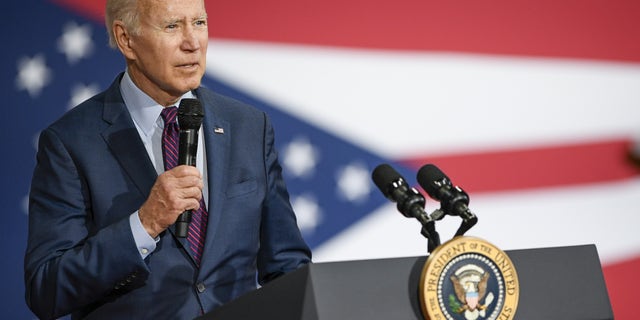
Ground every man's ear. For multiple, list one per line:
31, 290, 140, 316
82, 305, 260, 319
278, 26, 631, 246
113, 21, 136, 60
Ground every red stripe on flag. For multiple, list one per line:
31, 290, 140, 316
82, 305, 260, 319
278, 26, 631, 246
51, 0, 105, 22
603, 256, 640, 320
54, 0, 640, 63
208, 0, 640, 62
399, 138, 640, 193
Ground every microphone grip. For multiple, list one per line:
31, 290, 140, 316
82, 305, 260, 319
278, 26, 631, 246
178, 130, 198, 166
176, 129, 198, 238
175, 210, 193, 238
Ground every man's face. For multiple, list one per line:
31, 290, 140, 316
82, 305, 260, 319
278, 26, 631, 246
127, 0, 208, 105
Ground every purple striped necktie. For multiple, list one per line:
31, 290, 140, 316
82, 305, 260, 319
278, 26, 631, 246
160, 106, 208, 266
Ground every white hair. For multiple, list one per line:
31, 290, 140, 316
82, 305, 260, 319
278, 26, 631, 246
105, 0, 141, 48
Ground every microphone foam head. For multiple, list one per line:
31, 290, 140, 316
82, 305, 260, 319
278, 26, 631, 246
417, 164, 448, 197
372, 164, 403, 197
178, 98, 204, 130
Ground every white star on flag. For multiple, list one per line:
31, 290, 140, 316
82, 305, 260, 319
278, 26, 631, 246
282, 136, 320, 178
68, 83, 100, 109
58, 21, 94, 64
291, 194, 322, 235
15, 54, 52, 98
336, 162, 372, 202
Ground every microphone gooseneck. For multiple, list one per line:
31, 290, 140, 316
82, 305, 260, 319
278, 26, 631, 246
372, 164, 440, 252
417, 164, 477, 237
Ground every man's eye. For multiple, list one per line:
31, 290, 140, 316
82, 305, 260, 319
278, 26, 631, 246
195, 20, 207, 27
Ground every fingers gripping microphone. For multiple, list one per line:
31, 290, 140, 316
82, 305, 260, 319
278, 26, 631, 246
372, 164, 440, 251
175, 98, 204, 238
417, 164, 477, 236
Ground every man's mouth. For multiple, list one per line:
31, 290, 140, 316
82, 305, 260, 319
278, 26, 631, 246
178, 62, 199, 69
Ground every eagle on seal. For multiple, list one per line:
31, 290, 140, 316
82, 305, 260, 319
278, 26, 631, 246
451, 269, 490, 313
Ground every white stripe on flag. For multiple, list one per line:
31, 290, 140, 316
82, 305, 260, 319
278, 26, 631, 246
206, 39, 640, 156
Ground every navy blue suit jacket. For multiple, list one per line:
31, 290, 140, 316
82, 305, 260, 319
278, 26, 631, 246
24, 74, 311, 319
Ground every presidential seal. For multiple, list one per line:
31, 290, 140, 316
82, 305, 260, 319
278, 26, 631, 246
419, 236, 519, 320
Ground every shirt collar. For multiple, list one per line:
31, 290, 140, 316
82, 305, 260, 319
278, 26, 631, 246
120, 70, 196, 138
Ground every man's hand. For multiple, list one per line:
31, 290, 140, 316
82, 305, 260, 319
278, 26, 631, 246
139, 165, 203, 238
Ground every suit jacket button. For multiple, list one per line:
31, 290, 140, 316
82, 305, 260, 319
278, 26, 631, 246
196, 282, 206, 293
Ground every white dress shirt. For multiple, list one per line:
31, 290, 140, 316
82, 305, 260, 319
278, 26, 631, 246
119, 71, 208, 258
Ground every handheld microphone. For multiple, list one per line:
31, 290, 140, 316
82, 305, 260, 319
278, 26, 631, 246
372, 164, 440, 251
175, 98, 204, 238
417, 164, 477, 236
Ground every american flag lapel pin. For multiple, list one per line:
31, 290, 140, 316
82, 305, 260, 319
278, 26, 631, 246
214, 127, 224, 134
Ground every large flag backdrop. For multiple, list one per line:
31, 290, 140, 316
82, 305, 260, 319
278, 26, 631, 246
4, 0, 640, 318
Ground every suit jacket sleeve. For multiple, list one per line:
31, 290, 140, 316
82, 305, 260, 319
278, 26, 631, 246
256, 113, 312, 284
24, 126, 150, 320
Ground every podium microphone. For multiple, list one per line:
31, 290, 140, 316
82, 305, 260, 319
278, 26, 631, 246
417, 164, 477, 236
372, 164, 440, 251
175, 98, 204, 238
629, 138, 640, 168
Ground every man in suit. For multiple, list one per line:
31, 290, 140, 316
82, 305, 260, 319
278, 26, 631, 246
24, 0, 311, 318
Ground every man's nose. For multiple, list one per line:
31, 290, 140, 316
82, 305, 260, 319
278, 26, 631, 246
182, 27, 201, 51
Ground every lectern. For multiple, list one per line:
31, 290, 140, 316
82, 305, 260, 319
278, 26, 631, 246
197, 244, 613, 320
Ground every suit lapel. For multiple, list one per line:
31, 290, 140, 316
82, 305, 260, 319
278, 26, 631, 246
100, 83, 157, 199
100, 75, 201, 266
99, 82, 236, 267
199, 94, 231, 268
